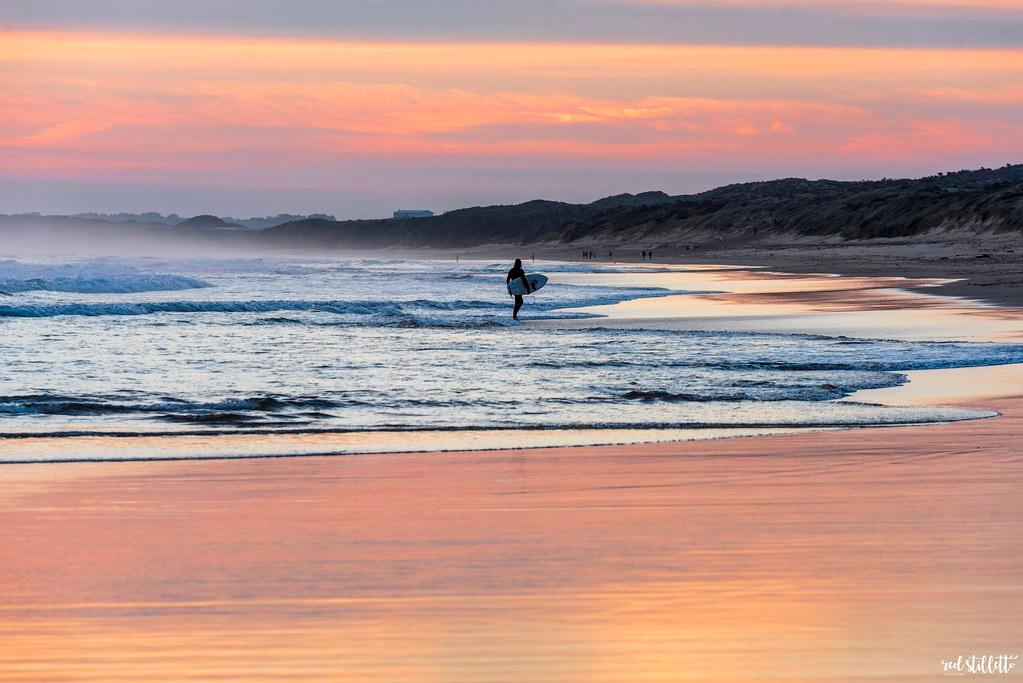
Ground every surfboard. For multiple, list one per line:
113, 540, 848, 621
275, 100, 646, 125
507, 273, 548, 296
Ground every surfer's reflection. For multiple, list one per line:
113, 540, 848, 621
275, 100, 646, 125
506, 258, 532, 320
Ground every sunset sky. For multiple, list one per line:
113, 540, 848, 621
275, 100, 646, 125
2, 1, 1022, 217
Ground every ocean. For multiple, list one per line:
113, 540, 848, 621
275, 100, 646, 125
2, 256, 1022, 461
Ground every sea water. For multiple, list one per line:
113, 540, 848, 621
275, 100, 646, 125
2, 257, 1022, 461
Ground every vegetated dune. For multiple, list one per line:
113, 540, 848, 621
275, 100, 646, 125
262, 165, 1023, 249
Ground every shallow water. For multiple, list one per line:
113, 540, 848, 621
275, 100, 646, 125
1, 256, 1021, 460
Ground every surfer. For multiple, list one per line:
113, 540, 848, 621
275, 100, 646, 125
506, 258, 532, 320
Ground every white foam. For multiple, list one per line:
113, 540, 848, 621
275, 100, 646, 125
0, 259, 209, 293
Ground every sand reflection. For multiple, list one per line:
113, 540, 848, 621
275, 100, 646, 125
2, 401, 1020, 680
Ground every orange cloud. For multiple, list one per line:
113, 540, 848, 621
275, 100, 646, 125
1, 30, 1021, 181
0, 121, 112, 149
916, 85, 1023, 103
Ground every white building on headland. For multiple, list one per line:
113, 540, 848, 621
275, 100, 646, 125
393, 209, 434, 219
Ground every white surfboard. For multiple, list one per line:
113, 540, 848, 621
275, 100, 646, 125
507, 273, 548, 296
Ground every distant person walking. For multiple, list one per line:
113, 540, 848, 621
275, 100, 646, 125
506, 258, 532, 320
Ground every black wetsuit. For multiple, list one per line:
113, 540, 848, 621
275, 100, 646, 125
506, 266, 531, 319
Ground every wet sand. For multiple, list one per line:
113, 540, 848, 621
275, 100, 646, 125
1, 372, 1020, 681
542, 264, 1023, 342
449, 236, 1023, 307
1, 267, 1021, 681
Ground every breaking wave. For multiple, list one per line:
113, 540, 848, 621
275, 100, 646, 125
0, 260, 209, 293
0, 288, 688, 320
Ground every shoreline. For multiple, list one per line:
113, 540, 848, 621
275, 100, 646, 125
422, 239, 1023, 308
2, 362, 1015, 466
2, 386, 1020, 681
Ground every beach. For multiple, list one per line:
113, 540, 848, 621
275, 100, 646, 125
1, 261, 1021, 681
1, 371, 1020, 681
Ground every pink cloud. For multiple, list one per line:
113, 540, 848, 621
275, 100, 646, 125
1, 31, 1020, 184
